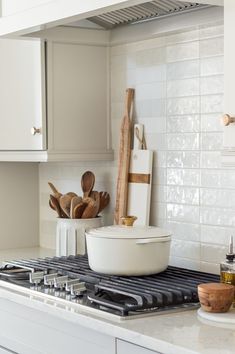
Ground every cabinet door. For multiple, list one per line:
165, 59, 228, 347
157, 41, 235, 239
223, 0, 235, 150
117, 340, 161, 354
0, 38, 46, 150
47, 41, 110, 154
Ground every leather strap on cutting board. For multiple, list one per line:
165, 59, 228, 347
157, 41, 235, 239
114, 88, 134, 225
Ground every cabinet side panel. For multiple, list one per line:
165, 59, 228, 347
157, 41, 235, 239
48, 42, 109, 152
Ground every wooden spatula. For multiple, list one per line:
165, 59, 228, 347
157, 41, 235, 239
114, 88, 134, 224
70, 196, 83, 218
48, 182, 62, 200
60, 194, 72, 218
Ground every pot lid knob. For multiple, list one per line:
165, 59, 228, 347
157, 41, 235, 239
120, 216, 137, 227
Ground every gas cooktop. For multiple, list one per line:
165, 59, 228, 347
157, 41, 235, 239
0, 255, 219, 321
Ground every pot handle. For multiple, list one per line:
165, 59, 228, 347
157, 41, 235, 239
136, 237, 170, 245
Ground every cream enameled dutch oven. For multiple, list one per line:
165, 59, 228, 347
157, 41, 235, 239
86, 216, 171, 276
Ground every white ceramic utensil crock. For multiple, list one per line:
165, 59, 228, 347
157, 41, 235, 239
56, 217, 102, 256
86, 216, 171, 276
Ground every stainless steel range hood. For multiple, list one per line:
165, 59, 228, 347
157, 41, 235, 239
87, 1, 209, 29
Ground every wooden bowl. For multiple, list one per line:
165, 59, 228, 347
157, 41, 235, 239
198, 283, 234, 313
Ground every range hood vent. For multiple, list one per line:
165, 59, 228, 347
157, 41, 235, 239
88, 1, 209, 29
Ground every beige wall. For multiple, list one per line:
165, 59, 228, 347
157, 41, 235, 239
0, 163, 39, 249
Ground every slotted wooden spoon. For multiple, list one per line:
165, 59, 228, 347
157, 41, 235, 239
98, 191, 110, 214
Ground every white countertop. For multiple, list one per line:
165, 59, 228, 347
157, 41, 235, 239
0, 246, 55, 264
0, 247, 234, 354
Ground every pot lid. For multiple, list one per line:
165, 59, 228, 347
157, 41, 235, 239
86, 225, 171, 239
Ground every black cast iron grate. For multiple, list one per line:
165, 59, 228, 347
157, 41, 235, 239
4, 255, 219, 316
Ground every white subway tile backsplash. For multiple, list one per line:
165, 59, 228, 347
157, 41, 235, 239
201, 94, 224, 114
167, 96, 200, 115
167, 151, 200, 168
167, 115, 200, 133
200, 36, 224, 58
200, 188, 235, 208
200, 151, 222, 168
200, 56, 223, 76
201, 169, 235, 189
167, 168, 200, 186
40, 23, 229, 272
201, 225, 233, 246
167, 203, 200, 223
200, 207, 235, 227
167, 41, 199, 62
167, 133, 199, 150
171, 239, 200, 260
201, 113, 223, 132
167, 60, 199, 80
200, 75, 224, 95
167, 186, 199, 205
200, 132, 223, 151
166, 221, 200, 241
167, 78, 199, 98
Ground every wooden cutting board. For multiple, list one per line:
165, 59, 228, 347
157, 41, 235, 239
127, 124, 153, 226
114, 88, 134, 225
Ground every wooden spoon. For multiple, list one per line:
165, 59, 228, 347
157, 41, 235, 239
67, 192, 78, 198
48, 182, 62, 200
82, 198, 99, 219
74, 202, 87, 219
50, 194, 63, 218
60, 194, 72, 218
81, 171, 95, 198
98, 192, 110, 214
70, 196, 83, 218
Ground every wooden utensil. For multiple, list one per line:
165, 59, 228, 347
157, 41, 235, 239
48, 182, 62, 200
98, 191, 110, 214
70, 196, 83, 218
81, 171, 95, 198
50, 194, 63, 218
90, 191, 100, 215
60, 194, 72, 218
114, 88, 134, 225
74, 202, 87, 219
82, 198, 99, 219
67, 192, 78, 198
127, 124, 153, 226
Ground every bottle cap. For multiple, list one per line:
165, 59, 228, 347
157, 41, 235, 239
226, 235, 235, 262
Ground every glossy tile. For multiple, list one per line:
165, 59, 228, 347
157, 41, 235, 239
167, 78, 199, 98
200, 207, 235, 227
166, 221, 200, 242
201, 169, 235, 189
201, 225, 233, 246
201, 113, 223, 132
200, 132, 223, 151
167, 115, 200, 133
167, 60, 199, 80
167, 168, 200, 186
167, 41, 199, 62
200, 56, 223, 76
200, 36, 224, 58
167, 186, 199, 205
200, 94, 224, 114
170, 239, 200, 260
200, 188, 235, 208
200, 151, 222, 168
167, 133, 199, 150
200, 75, 224, 95
167, 151, 200, 168
167, 203, 200, 223
167, 96, 200, 115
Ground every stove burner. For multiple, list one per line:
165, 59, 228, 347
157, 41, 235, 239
0, 255, 220, 319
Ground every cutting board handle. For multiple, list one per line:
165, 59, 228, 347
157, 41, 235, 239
125, 88, 134, 117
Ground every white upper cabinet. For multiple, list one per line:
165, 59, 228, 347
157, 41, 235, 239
221, 0, 235, 165
0, 28, 113, 162
0, 38, 46, 151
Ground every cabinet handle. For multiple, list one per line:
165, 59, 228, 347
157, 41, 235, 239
31, 127, 42, 135
222, 114, 235, 126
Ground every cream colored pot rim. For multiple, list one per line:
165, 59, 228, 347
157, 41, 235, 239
86, 225, 171, 239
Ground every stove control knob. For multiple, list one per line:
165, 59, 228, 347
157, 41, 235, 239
29, 271, 45, 285
44, 273, 58, 286
65, 279, 81, 292
70, 282, 86, 297
54, 275, 69, 289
